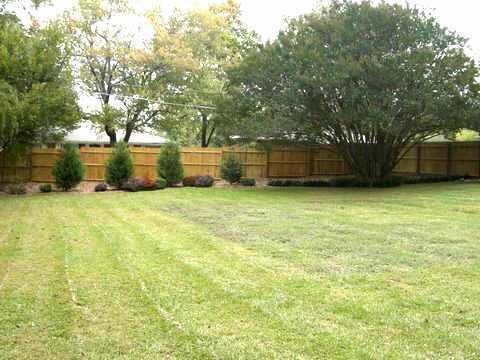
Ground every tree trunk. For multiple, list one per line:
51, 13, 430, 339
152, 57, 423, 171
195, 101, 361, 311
200, 112, 209, 148
105, 125, 117, 146
123, 122, 134, 143
338, 143, 397, 185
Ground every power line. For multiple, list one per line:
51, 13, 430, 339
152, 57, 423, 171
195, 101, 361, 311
120, 84, 224, 96
91, 91, 217, 110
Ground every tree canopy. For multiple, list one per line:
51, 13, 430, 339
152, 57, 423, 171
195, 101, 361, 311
0, 12, 80, 152
154, 0, 258, 147
228, 0, 480, 182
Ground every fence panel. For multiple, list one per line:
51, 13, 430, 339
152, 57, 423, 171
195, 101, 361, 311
2, 141, 480, 183
0, 151, 30, 182
395, 146, 418, 174
268, 148, 308, 178
450, 143, 480, 177
31, 149, 60, 182
223, 147, 267, 178
419, 144, 449, 175
311, 145, 348, 176
182, 148, 222, 178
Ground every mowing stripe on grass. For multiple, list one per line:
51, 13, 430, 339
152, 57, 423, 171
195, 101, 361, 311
54, 198, 214, 359
85, 194, 365, 359
0, 199, 76, 359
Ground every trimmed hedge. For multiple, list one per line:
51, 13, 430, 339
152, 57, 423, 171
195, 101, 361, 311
239, 178, 256, 186
183, 176, 200, 187
6, 183, 27, 195
402, 174, 465, 184
195, 175, 215, 188
39, 184, 52, 193
122, 177, 158, 192
95, 183, 108, 192
268, 174, 469, 188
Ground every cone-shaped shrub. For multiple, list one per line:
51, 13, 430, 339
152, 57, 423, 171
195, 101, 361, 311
105, 142, 133, 188
220, 155, 242, 184
53, 144, 85, 191
157, 143, 184, 186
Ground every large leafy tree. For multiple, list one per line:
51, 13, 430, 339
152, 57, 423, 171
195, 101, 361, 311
0, 11, 80, 152
229, 0, 480, 182
158, 0, 258, 147
67, 0, 192, 145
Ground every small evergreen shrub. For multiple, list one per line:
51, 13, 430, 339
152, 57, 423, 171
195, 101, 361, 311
53, 144, 85, 191
95, 183, 108, 192
105, 142, 134, 188
195, 175, 214, 188
239, 178, 256, 186
157, 143, 184, 186
7, 182, 27, 195
39, 184, 52, 193
155, 178, 167, 190
220, 155, 242, 184
183, 176, 200, 187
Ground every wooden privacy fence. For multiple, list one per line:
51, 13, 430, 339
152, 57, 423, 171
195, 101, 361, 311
1, 142, 480, 183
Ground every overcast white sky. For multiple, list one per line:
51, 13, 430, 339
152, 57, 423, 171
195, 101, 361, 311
18, 0, 480, 60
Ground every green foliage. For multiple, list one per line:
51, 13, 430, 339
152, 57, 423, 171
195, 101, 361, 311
220, 155, 242, 184
195, 175, 215, 188
0, 16, 80, 152
155, 177, 167, 190
455, 129, 479, 141
105, 142, 133, 188
157, 143, 184, 186
268, 176, 402, 188
39, 184, 52, 193
239, 178, 256, 186
67, 0, 190, 145
6, 182, 26, 195
154, 0, 259, 147
53, 144, 84, 191
402, 175, 465, 184
229, 0, 480, 182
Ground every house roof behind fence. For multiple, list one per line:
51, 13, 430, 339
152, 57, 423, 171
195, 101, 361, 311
65, 122, 168, 145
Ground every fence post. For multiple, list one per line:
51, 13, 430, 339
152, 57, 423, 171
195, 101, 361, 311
28, 150, 33, 182
305, 147, 311, 178
446, 143, 453, 176
416, 145, 422, 175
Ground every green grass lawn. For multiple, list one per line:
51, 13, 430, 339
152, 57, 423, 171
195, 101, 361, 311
1, 184, 480, 359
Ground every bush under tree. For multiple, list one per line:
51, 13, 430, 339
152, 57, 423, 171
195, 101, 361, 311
53, 144, 85, 191
105, 142, 133, 188
220, 155, 242, 184
157, 143, 184, 186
